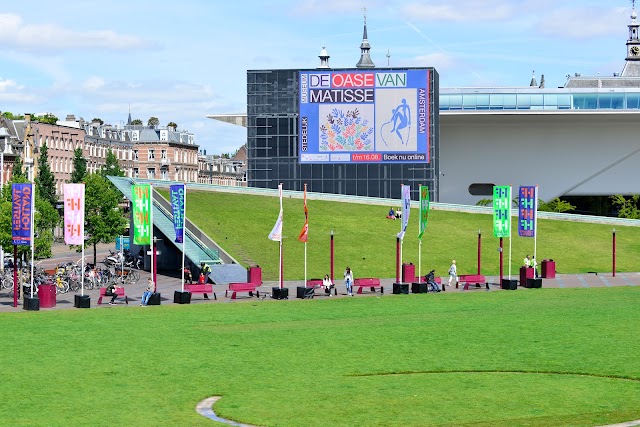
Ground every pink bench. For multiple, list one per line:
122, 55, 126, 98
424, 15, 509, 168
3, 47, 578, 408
306, 279, 337, 296
225, 282, 260, 299
456, 274, 488, 290
98, 287, 128, 304
354, 278, 383, 294
185, 284, 216, 300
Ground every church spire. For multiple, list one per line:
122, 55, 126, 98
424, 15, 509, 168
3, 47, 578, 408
127, 104, 132, 126
356, 7, 375, 69
622, 1, 640, 76
318, 44, 330, 69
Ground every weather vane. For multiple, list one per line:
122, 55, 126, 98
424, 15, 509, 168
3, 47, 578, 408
362, 5, 367, 24
386, 49, 390, 67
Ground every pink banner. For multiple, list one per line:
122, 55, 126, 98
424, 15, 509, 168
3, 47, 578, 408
64, 184, 85, 245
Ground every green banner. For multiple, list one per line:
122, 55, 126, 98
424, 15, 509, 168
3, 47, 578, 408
418, 185, 430, 239
132, 184, 151, 245
493, 185, 511, 238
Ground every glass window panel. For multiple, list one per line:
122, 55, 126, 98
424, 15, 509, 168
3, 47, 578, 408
543, 94, 557, 107
516, 94, 531, 108
626, 93, 640, 109
557, 94, 572, 108
490, 94, 503, 106
503, 94, 517, 108
530, 94, 543, 106
462, 95, 476, 108
476, 94, 489, 106
448, 95, 462, 109
439, 95, 449, 108
357, 164, 367, 179
573, 94, 597, 109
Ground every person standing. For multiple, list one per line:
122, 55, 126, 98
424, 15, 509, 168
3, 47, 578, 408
523, 255, 531, 268
141, 277, 154, 306
532, 257, 539, 278
344, 267, 354, 296
448, 260, 457, 287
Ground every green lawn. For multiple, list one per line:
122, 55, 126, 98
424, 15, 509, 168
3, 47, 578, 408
160, 189, 640, 281
1, 288, 639, 426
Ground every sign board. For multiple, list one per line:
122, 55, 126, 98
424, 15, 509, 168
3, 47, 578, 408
493, 186, 511, 238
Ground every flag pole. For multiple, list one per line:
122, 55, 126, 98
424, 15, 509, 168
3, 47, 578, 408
150, 184, 155, 292
533, 185, 538, 267
508, 186, 512, 280
30, 183, 34, 297
181, 182, 186, 293
418, 238, 422, 281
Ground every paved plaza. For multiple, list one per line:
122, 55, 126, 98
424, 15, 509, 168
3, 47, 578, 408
0, 243, 638, 312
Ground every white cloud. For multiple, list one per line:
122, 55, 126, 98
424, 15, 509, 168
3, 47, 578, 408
0, 13, 157, 51
536, 6, 627, 39
82, 76, 106, 91
409, 52, 456, 70
401, 0, 515, 22
292, 0, 384, 14
0, 78, 22, 92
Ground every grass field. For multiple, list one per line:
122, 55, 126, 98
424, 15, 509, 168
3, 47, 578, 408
2, 287, 639, 426
159, 189, 640, 281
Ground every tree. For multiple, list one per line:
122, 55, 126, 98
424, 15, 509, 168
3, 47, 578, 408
100, 149, 125, 178
131, 119, 143, 125
70, 148, 87, 183
34, 114, 58, 125
84, 173, 127, 265
0, 176, 59, 259
35, 143, 58, 208
167, 121, 177, 129
538, 198, 576, 213
148, 116, 160, 127
91, 118, 104, 125
611, 194, 640, 219
2, 111, 24, 120
12, 156, 26, 181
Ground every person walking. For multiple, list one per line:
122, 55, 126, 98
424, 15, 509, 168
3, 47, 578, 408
448, 260, 458, 287
344, 267, 354, 296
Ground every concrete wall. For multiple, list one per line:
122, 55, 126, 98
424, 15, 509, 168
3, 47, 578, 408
439, 111, 640, 205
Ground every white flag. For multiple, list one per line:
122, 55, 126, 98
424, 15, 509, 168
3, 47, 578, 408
397, 185, 411, 240
268, 184, 283, 241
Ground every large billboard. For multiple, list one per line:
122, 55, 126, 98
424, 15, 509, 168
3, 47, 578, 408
299, 69, 431, 164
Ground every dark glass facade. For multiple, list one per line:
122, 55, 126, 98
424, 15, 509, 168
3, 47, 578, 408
247, 68, 440, 201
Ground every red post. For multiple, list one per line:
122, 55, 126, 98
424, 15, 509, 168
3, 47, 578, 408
152, 240, 157, 291
13, 245, 17, 308
499, 237, 504, 283
395, 237, 401, 282
477, 230, 482, 275
330, 231, 334, 282
612, 229, 616, 277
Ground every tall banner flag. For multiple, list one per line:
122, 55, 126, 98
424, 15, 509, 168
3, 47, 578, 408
518, 186, 538, 238
418, 185, 430, 239
63, 184, 85, 245
170, 184, 185, 243
493, 186, 511, 238
298, 184, 308, 242
11, 183, 33, 246
397, 184, 411, 240
268, 184, 283, 242
132, 184, 151, 245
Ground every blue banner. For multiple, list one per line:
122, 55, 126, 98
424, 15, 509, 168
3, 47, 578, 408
12, 183, 33, 246
518, 186, 538, 237
170, 184, 185, 243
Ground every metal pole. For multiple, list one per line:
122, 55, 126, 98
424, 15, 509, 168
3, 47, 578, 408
279, 240, 283, 289
181, 183, 186, 292
330, 230, 334, 282
395, 237, 401, 283
120, 235, 124, 279
81, 244, 85, 297
418, 238, 422, 281
613, 228, 616, 277
150, 185, 155, 291
13, 245, 17, 308
30, 183, 34, 297
0, 147, 4, 271
304, 242, 307, 285
499, 237, 504, 283
477, 230, 481, 275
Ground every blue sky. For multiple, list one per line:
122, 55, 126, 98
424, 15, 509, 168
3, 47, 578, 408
0, 0, 635, 155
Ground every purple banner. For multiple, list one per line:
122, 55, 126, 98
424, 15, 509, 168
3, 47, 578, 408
518, 186, 538, 238
170, 184, 185, 243
12, 183, 33, 246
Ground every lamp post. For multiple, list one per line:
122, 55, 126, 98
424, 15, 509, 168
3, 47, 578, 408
612, 228, 616, 277
0, 132, 5, 271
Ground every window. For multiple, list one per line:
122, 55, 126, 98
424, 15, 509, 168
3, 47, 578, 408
174, 149, 179, 161
133, 168, 139, 178
147, 168, 155, 179
148, 149, 155, 160
133, 150, 139, 160
161, 149, 167, 160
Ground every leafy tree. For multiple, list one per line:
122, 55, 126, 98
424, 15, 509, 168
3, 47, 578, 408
91, 118, 104, 125
12, 156, 26, 181
84, 173, 127, 265
35, 143, 58, 208
148, 116, 160, 127
100, 149, 125, 178
167, 121, 177, 129
611, 194, 640, 219
70, 148, 87, 183
131, 119, 143, 125
0, 176, 59, 259
34, 114, 58, 125
538, 198, 576, 213
475, 198, 491, 207
2, 111, 24, 120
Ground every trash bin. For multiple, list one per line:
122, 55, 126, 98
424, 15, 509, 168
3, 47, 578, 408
541, 260, 556, 279
519, 266, 534, 285
38, 284, 57, 308
401, 263, 415, 283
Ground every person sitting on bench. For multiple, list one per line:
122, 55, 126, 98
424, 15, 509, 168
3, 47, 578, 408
106, 283, 121, 305
322, 274, 334, 296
